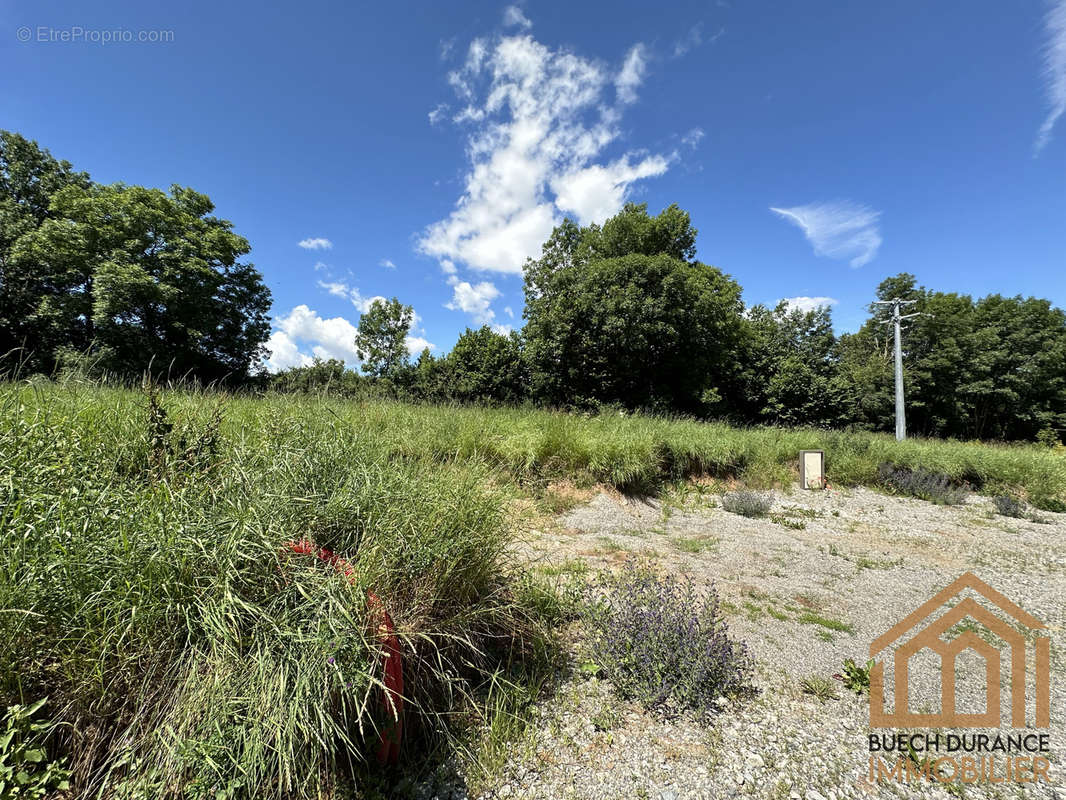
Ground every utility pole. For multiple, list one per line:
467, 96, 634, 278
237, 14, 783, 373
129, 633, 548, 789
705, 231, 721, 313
872, 298, 929, 441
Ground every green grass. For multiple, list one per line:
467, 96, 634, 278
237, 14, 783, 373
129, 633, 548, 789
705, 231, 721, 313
3, 379, 1065, 795
796, 612, 855, 634
200, 389, 1065, 507
0, 381, 556, 798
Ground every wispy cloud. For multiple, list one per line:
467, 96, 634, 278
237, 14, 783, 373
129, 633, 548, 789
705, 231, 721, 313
379, 258, 396, 269
616, 43, 648, 104
298, 237, 332, 251
779, 296, 838, 314
316, 279, 384, 314
428, 103, 449, 125
770, 201, 882, 268
419, 30, 671, 277
1035, 0, 1066, 155
502, 5, 532, 31
673, 23, 703, 58
681, 127, 705, 149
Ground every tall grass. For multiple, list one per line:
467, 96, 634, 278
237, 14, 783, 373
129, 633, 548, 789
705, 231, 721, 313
3, 380, 1064, 795
0, 381, 547, 797
303, 397, 1066, 508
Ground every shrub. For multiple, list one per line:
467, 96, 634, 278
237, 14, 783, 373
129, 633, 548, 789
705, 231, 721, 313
721, 490, 773, 517
876, 463, 969, 505
992, 494, 1024, 518
585, 562, 753, 717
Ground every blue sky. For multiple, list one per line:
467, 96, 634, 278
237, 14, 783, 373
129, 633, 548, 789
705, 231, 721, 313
4, 0, 1065, 370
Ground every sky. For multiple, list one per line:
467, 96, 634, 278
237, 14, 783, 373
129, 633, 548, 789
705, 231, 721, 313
3, 0, 1065, 370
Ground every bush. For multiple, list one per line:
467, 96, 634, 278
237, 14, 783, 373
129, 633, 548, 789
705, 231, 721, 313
721, 490, 773, 517
876, 463, 969, 505
585, 563, 752, 717
992, 494, 1024, 518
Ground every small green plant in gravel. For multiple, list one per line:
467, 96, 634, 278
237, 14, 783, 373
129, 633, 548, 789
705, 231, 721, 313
721, 491, 772, 518
835, 658, 875, 694
585, 562, 753, 718
797, 612, 854, 633
674, 535, 719, 553
0, 699, 71, 799
799, 675, 838, 702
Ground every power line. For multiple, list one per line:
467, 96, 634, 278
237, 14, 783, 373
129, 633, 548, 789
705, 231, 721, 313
872, 298, 932, 441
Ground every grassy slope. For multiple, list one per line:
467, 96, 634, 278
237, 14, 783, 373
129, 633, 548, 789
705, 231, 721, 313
2, 381, 1063, 796
342, 396, 1066, 507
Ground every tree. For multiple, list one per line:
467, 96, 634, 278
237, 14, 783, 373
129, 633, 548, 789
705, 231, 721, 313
740, 302, 843, 427
446, 326, 526, 404
523, 203, 745, 413
354, 297, 412, 379
12, 182, 272, 381
839, 273, 1066, 441
0, 131, 90, 368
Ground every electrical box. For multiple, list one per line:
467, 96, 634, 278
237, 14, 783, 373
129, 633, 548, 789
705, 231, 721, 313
799, 450, 825, 489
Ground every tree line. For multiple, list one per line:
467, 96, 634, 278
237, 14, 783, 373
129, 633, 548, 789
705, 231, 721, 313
3, 132, 1064, 442
307, 204, 1066, 443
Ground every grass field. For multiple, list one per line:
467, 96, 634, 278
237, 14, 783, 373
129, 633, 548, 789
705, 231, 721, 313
2, 380, 1064, 797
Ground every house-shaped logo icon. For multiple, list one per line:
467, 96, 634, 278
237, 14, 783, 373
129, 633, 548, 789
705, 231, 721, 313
869, 572, 1050, 728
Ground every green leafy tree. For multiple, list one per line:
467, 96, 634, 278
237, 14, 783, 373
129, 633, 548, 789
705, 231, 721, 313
740, 302, 843, 426
523, 203, 744, 413
12, 182, 271, 380
446, 326, 526, 404
354, 297, 413, 379
0, 131, 90, 367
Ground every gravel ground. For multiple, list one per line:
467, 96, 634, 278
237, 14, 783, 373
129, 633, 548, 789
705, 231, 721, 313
486, 484, 1066, 800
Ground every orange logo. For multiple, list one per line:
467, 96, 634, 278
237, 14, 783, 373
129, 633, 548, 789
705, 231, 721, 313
869, 572, 1050, 729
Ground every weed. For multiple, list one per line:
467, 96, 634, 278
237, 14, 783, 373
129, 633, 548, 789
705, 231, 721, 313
799, 676, 838, 702
674, 536, 719, 554
769, 514, 805, 530
0, 699, 71, 799
722, 491, 773, 518
797, 612, 854, 633
835, 658, 874, 694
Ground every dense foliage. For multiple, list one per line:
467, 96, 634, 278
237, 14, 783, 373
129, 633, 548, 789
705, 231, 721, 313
1, 131, 271, 381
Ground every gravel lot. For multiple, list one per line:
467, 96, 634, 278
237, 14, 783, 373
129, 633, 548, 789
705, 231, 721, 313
490, 484, 1066, 800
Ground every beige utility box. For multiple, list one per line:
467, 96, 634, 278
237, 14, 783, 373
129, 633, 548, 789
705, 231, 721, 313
799, 450, 825, 489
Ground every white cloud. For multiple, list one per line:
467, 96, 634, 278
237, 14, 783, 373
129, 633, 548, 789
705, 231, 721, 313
428, 103, 449, 125
263, 303, 435, 372
446, 276, 501, 325
770, 201, 882, 268
316, 279, 385, 314
264, 305, 360, 370
502, 5, 532, 30
551, 154, 671, 224
504, 305, 514, 318
681, 127, 705, 149
313, 261, 328, 271
779, 296, 839, 314
379, 258, 396, 269
1035, 0, 1066, 155
616, 43, 648, 104
298, 237, 332, 251
418, 32, 671, 275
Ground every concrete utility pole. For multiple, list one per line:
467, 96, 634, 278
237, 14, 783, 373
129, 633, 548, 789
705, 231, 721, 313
872, 298, 929, 441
